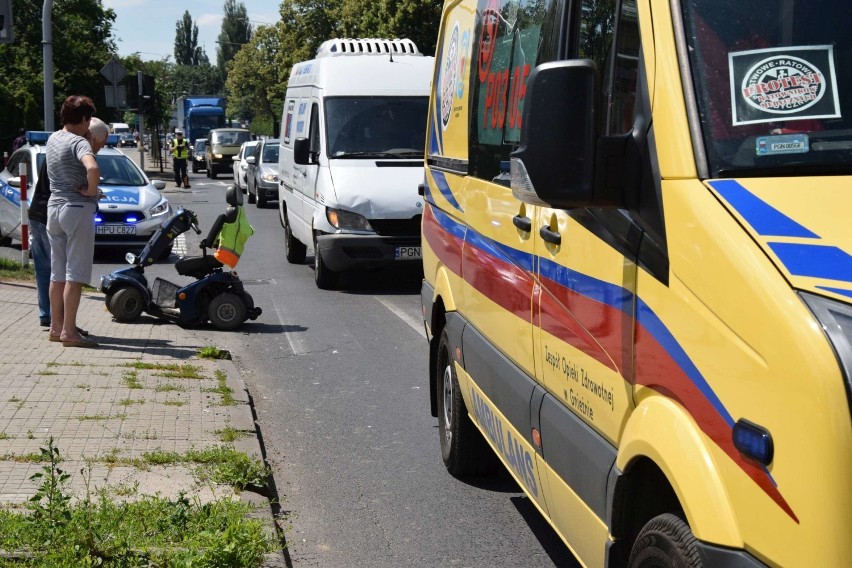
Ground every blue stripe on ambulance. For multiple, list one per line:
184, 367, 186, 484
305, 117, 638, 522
817, 286, 852, 299
709, 180, 819, 238
431, 171, 463, 213
768, 243, 852, 284
0, 179, 21, 207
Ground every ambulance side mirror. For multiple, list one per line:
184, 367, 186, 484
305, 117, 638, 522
510, 60, 598, 209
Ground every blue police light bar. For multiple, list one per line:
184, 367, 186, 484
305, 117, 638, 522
106, 134, 120, 147
732, 419, 773, 466
26, 131, 51, 145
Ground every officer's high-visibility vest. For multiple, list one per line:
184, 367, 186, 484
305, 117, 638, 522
171, 138, 189, 159
214, 207, 254, 268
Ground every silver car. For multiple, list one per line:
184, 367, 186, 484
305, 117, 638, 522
246, 139, 279, 208
0, 132, 172, 252
232, 140, 259, 193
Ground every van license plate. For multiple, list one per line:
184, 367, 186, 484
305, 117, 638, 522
97, 225, 136, 235
395, 246, 421, 260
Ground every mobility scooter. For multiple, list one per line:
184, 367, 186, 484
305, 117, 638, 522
100, 185, 261, 330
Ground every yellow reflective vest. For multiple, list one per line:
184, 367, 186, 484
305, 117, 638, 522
214, 207, 254, 268
170, 137, 189, 159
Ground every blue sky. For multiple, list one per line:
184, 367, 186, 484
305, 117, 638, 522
104, 0, 282, 60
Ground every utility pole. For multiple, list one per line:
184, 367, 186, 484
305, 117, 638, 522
42, 0, 54, 131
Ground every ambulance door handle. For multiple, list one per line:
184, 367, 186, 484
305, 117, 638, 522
539, 225, 561, 246
512, 215, 531, 233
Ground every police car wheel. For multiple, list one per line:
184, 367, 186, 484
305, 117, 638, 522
436, 327, 497, 477
628, 514, 702, 568
109, 287, 144, 322
208, 293, 247, 330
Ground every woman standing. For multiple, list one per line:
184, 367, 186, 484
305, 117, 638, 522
46, 95, 101, 347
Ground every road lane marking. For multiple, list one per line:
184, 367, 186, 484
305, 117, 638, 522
374, 297, 426, 338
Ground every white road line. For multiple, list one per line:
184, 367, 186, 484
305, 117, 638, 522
272, 294, 309, 356
374, 297, 426, 338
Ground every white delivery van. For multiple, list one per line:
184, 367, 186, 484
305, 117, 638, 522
278, 38, 434, 289
109, 122, 131, 135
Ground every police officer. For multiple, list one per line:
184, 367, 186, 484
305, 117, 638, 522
170, 129, 191, 189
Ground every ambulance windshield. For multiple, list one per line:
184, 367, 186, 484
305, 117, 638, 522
325, 97, 428, 158
681, 0, 852, 177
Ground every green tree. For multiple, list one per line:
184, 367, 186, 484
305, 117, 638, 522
174, 11, 205, 66
0, 0, 117, 149
336, 0, 443, 55
216, 0, 252, 84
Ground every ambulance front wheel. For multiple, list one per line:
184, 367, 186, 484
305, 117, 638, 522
436, 327, 497, 477
628, 513, 702, 568
313, 242, 339, 290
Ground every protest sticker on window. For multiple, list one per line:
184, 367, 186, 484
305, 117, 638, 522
729, 45, 841, 126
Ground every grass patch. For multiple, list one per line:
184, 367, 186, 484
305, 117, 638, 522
78, 413, 127, 421
215, 427, 252, 443
0, 432, 12, 440
154, 382, 186, 393
35, 370, 57, 376
119, 398, 145, 407
122, 370, 143, 389
162, 400, 186, 407
0, 257, 35, 281
122, 361, 205, 380
203, 369, 236, 406
0, 438, 273, 566
135, 446, 270, 490
198, 345, 232, 360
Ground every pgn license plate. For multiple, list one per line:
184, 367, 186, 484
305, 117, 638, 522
97, 225, 136, 236
395, 246, 422, 260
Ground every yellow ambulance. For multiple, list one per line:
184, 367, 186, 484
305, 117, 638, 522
420, 1, 852, 566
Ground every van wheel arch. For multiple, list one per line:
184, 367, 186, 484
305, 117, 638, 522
607, 458, 685, 568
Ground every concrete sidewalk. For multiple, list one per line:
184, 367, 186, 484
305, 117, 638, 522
0, 280, 285, 565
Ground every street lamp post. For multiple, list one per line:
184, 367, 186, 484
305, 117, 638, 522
42, 0, 53, 131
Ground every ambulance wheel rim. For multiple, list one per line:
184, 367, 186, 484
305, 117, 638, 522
441, 364, 453, 446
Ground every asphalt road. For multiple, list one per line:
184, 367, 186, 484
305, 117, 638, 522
15, 165, 581, 568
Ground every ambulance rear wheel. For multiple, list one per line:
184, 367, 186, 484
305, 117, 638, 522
109, 287, 144, 322
208, 293, 247, 330
436, 327, 496, 477
628, 514, 702, 568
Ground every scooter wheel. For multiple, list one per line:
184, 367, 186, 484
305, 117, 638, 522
109, 287, 145, 322
208, 293, 247, 330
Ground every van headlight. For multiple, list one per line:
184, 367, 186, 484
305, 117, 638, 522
326, 207, 372, 231
149, 198, 170, 217
800, 292, 852, 411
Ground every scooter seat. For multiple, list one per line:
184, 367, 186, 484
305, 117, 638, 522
175, 255, 223, 278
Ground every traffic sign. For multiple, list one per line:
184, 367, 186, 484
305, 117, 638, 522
100, 58, 127, 85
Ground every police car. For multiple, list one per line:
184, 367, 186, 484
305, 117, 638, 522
0, 131, 172, 253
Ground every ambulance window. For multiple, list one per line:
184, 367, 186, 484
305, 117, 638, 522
605, 0, 639, 135
469, 0, 562, 182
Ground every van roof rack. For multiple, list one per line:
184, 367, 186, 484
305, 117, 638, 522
316, 38, 420, 57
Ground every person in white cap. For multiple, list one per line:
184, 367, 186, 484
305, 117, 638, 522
169, 129, 191, 188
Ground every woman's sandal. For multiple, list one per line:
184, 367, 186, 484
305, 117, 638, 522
61, 337, 99, 348
49, 327, 90, 342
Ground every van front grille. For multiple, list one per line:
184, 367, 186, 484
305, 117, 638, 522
369, 216, 421, 237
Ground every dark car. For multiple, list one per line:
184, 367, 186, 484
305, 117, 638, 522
246, 138, 279, 208
192, 139, 207, 173
118, 132, 137, 147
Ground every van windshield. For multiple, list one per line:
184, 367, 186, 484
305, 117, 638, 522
681, 0, 852, 177
324, 97, 428, 158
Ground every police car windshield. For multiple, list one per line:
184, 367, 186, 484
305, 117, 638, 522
681, 0, 852, 177
96, 154, 146, 186
325, 97, 428, 158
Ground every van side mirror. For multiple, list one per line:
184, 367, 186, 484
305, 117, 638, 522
294, 137, 312, 165
510, 60, 599, 209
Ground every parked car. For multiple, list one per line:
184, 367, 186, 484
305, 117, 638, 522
232, 140, 259, 193
205, 128, 252, 178
118, 132, 137, 147
0, 132, 172, 255
192, 139, 207, 173
246, 138, 279, 208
